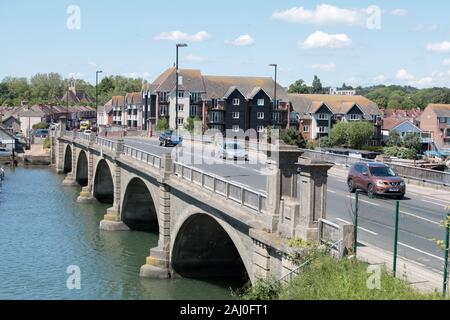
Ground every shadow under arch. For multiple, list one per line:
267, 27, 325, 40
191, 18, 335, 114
121, 177, 158, 232
171, 213, 249, 280
93, 159, 114, 204
63, 145, 72, 174
76, 150, 88, 187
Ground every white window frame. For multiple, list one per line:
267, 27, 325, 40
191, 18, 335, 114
349, 114, 361, 121
232, 112, 240, 119
232, 98, 240, 106
257, 125, 264, 133
177, 104, 184, 112
317, 113, 329, 120
177, 117, 184, 125
257, 112, 264, 120
257, 99, 264, 106
303, 125, 309, 133
318, 126, 329, 133
178, 91, 184, 98
232, 125, 240, 132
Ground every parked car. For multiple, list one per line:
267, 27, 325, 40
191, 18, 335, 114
216, 142, 248, 161
33, 129, 49, 138
159, 130, 183, 147
347, 162, 406, 199
0, 147, 12, 156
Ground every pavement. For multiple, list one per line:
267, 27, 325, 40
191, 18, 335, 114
120, 136, 450, 291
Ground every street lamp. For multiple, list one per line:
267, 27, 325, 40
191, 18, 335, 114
175, 43, 188, 130
95, 70, 103, 113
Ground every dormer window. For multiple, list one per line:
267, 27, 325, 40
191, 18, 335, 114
349, 114, 361, 121
257, 99, 264, 106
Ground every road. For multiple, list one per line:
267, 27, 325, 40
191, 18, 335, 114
123, 136, 449, 274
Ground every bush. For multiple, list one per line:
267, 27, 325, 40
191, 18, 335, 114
184, 116, 201, 133
330, 121, 374, 149
43, 137, 51, 149
306, 140, 315, 150
280, 128, 306, 148
156, 118, 169, 131
234, 278, 281, 300
32, 122, 49, 130
317, 136, 333, 148
384, 146, 417, 160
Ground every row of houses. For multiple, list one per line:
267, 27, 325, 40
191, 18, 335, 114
97, 67, 385, 145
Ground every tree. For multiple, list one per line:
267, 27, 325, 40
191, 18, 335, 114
311, 75, 323, 94
402, 132, 421, 152
280, 128, 306, 148
330, 122, 348, 146
387, 131, 402, 147
347, 122, 374, 149
32, 122, 50, 129
288, 79, 310, 94
156, 118, 169, 131
184, 116, 201, 133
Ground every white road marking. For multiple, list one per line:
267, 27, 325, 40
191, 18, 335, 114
398, 242, 444, 261
421, 199, 447, 208
400, 211, 441, 226
328, 189, 337, 194
424, 196, 450, 205
347, 195, 380, 207
336, 218, 378, 235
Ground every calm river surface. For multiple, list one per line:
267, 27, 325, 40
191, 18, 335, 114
0, 167, 241, 299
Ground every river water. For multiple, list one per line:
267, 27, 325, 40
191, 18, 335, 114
0, 167, 241, 299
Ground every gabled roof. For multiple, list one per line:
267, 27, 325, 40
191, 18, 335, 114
125, 92, 142, 105
383, 118, 422, 132
112, 96, 125, 106
203, 75, 287, 101
103, 99, 113, 114
289, 94, 381, 116
154, 68, 206, 93
424, 104, 450, 117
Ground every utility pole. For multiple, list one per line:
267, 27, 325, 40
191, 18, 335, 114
96, 71, 103, 130
175, 43, 188, 130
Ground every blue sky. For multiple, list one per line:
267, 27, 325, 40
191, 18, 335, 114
1, 0, 450, 88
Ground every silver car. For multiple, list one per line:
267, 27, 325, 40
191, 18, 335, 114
0, 147, 12, 156
216, 142, 248, 161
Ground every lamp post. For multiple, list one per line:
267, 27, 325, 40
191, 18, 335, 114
95, 71, 103, 113
175, 43, 188, 130
269, 64, 278, 111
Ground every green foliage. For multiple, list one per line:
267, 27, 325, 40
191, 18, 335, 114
387, 131, 402, 147
364, 146, 384, 153
278, 253, 442, 300
384, 146, 417, 160
43, 138, 51, 149
184, 116, 201, 133
234, 278, 281, 300
306, 140, 316, 150
311, 75, 323, 94
280, 128, 306, 148
330, 121, 374, 149
288, 79, 310, 94
317, 136, 333, 148
156, 118, 169, 131
0, 73, 143, 106
402, 132, 421, 152
32, 122, 49, 130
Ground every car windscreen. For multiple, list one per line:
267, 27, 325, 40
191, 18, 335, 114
369, 166, 396, 177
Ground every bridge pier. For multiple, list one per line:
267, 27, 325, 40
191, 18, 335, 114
99, 139, 129, 231
140, 154, 173, 279
77, 135, 98, 203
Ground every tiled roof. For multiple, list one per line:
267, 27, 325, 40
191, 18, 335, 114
425, 104, 450, 117
112, 96, 125, 106
289, 94, 381, 116
155, 68, 206, 93
203, 75, 287, 101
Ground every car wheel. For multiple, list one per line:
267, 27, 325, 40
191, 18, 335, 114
159, 142, 162, 146
164, 140, 168, 147
348, 179, 356, 193
367, 184, 375, 199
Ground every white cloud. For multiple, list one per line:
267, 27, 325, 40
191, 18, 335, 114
126, 72, 151, 79
311, 63, 336, 71
443, 59, 450, 65
271, 4, 368, 27
185, 54, 206, 63
396, 69, 415, 81
390, 9, 408, 16
374, 74, 387, 83
301, 31, 352, 49
414, 24, 438, 32
225, 35, 255, 46
153, 30, 211, 42
427, 41, 450, 53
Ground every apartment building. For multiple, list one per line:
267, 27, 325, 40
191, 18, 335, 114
420, 104, 450, 151
289, 94, 382, 145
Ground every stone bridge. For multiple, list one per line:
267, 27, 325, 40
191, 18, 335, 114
52, 122, 350, 284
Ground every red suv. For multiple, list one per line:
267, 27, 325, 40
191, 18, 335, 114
347, 162, 406, 199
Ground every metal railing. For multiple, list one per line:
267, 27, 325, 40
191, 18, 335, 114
277, 259, 312, 286
173, 162, 266, 214
122, 145, 161, 168
75, 131, 90, 143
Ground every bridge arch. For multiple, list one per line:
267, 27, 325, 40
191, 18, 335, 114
93, 159, 114, 204
76, 150, 88, 187
63, 145, 72, 174
121, 177, 158, 232
171, 210, 250, 281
